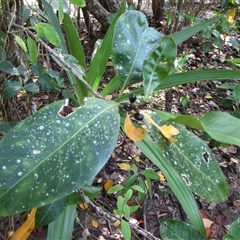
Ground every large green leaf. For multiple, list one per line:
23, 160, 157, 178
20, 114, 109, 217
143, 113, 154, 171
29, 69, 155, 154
158, 70, 240, 90
143, 36, 177, 97
135, 134, 205, 236
112, 10, 162, 94
156, 110, 240, 147
0, 98, 120, 216
160, 220, 205, 240
102, 70, 240, 98
147, 113, 228, 202
200, 112, 240, 147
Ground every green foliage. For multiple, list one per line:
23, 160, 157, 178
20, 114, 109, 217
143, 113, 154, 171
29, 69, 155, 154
160, 220, 206, 240
223, 217, 240, 240
0, 98, 120, 216
1, 4, 240, 240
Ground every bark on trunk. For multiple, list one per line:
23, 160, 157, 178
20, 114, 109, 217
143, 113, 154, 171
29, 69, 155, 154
86, 0, 110, 32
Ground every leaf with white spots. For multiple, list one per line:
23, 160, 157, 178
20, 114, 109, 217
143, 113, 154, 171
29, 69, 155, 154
160, 220, 205, 240
144, 112, 228, 203
143, 36, 177, 97
112, 10, 162, 91
0, 98, 120, 216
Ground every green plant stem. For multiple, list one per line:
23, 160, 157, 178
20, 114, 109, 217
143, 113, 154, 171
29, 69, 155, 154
14, 24, 104, 100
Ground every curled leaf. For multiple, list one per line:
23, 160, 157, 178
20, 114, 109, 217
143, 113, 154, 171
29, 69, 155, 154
144, 113, 179, 142
124, 114, 145, 141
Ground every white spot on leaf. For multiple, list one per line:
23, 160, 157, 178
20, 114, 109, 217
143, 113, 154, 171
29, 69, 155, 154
33, 150, 41, 154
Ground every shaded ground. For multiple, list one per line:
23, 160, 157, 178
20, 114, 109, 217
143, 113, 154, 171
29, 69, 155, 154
1, 10, 240, 240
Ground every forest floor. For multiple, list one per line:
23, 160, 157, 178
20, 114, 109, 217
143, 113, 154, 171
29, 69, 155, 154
1, 6, 240, 240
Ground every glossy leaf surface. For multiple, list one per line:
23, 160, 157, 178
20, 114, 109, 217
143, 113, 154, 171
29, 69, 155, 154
143, 36, 177, 97
135, 134, 205, 236
0, 98, 120, 216
146, 112, 228, 202
156, 110, 240, 147
112, 10, 162, 92
160, 220, 205, 240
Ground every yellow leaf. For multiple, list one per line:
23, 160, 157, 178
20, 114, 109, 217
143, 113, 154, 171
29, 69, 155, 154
205, 93, 212, 99
104, 180, 113, 191
144, 114, 179, 142
92, 219, 99, 228
135, 155, 141, 162
79, 203, 89, 210
118, 163, 131, 171
9, 208, 37, 240
159, 125, 179, 143
226, 7, 236, 23
157, 171, 165, 182
124, 114, 145, 141
114, 219, 121, 227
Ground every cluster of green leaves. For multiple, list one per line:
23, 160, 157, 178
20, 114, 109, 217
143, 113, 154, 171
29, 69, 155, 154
1, 1, 240, 239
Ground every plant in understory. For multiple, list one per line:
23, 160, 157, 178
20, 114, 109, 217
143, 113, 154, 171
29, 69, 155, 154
1, 3, 240, 240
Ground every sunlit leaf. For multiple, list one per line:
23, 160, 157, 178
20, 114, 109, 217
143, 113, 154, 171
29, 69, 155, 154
9, 208, 36, 240
124, 114, 145, 141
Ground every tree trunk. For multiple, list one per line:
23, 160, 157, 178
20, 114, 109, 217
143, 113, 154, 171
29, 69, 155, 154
86, 0, 110, 32
152, 0, 164, 22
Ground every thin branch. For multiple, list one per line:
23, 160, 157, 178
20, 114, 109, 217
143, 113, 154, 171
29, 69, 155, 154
14, 24, 104, 99
79, 190, 160, 240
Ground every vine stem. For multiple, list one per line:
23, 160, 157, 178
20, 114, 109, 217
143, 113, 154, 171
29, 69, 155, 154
14, 24, 105, 100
